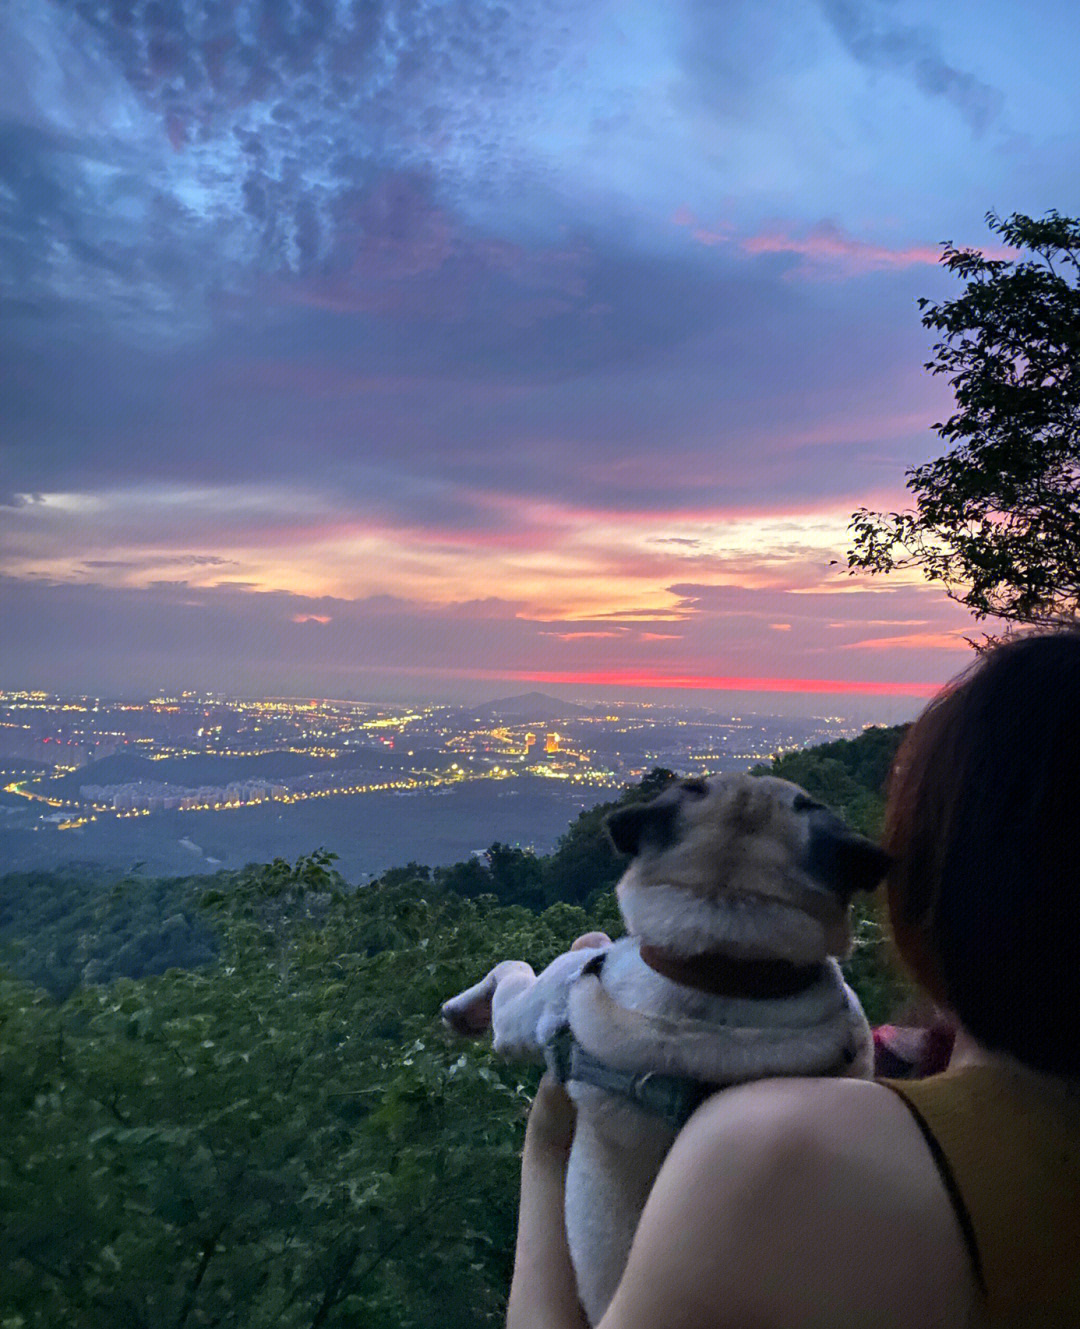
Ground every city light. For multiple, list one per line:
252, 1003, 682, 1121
0, 690, 869, 852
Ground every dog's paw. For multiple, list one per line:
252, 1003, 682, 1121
571, 931, 612, 951
440, 994, 492, 1037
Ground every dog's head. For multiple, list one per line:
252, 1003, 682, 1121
605, 774, 889, 961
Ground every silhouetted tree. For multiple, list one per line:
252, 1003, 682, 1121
848, 211, 1080, 626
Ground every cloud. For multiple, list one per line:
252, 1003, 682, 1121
0, 0, 595, 332
4, 480, 930, 633
741, 220, 943, 276
841, 630, 972, 651
674, 208, 947, 278
653, 536, 703, 549
539, 630, 625, 640
83, 554, 238, 569
0, 572, 966, 701
818, 0, 1003, 133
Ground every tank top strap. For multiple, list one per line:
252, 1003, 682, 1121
880, 1064, 1080, 1327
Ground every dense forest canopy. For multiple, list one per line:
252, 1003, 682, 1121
1, 728, 909, 1328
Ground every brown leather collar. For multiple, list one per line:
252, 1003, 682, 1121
638, 943, 825, 999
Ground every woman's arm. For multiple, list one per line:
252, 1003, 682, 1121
507, 1074, 981, 1329
505, 1074, 589, 1329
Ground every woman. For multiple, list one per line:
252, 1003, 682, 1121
507, 630, 1080, 1328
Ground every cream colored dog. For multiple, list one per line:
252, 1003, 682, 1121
441, 774, 886, 1325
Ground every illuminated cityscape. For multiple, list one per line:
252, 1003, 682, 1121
0, 689, 866, 879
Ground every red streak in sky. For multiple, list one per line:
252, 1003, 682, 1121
491, 669, 940, 697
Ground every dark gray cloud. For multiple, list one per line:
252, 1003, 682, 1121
0, 249, 941, 524
82, 555, 238, 569
818, 0, 1004, 133
0, 0, 1012, 520
2, 216, 826, 500
0, 0, 588, 334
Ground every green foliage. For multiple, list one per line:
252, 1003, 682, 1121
0, 755, 914, 1325
0, 867, 217, 1000
848, 210, 1080, 625
754, 728, 913, 1021
433, 844, 545, 910
0, 853, 613, 1328
752, 725, 906, 837
844, 893, 914, 1027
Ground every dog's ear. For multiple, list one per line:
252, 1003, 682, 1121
804, 807, 890, 898
605, 797, 679, 858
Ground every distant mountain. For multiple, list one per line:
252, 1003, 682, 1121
465, 691, 590, 721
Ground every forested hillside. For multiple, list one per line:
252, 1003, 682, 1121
1, 728, 909, 1328
754, 723, 905, 838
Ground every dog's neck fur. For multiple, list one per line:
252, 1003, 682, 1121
618, 878, 833, 966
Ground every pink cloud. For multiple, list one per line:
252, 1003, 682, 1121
692, 226, 731, 248
738, 222, 1020, 279
741, 221, 942, 274
828, 619, 931, 629
271, 176, 589, 320
842, 630, 972, 652
539, 630, 625, 640
671, 206, 732, 248
676, 212, 1019, 280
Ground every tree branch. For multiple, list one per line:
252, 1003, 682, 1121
174, 1221, 228, 1329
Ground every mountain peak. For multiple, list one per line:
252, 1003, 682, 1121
469, 691, 588, 720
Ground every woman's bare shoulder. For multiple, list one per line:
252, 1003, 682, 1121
601, 1076, 985, 1329
686, 1070, 928, 1152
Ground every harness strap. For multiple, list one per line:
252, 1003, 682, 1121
544, 1025, 721, 1131
544, 950, 858, 1130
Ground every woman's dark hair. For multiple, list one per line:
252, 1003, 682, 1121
884, 629, 1080, 1077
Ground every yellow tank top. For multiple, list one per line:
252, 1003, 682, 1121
881, 1063, 1080, 1328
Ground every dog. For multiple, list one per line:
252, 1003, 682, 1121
441, 773, 887, 1325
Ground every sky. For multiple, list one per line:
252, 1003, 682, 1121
3, 0, 1080, 714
